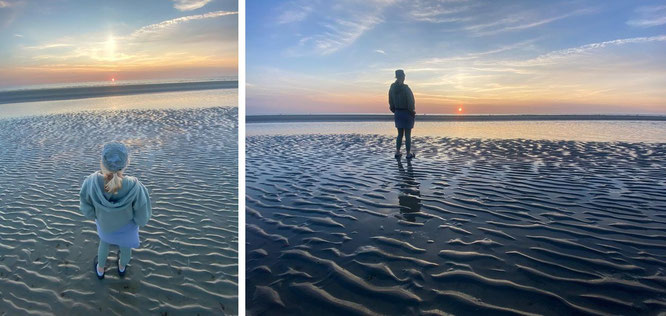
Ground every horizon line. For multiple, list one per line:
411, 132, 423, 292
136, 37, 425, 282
247, 113, 666, 123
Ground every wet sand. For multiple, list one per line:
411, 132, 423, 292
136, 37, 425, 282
246, 134, 666, 315
0, 107, 238, 315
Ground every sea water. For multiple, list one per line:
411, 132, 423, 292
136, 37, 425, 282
0, 79, 238, 118
247, 120, 666, 143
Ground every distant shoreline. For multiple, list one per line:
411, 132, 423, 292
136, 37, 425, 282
247, 114, 666, 123
0, 80, 238, 104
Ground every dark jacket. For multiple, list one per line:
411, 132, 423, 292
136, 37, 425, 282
389, 82, 415, 114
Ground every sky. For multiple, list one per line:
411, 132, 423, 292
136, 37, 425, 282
0, 0, 237, 88
247, 0, 666, 115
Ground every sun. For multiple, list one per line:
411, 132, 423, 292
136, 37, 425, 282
458, 106, 463, 113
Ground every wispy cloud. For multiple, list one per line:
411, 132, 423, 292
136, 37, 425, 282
24, 43, 74, 50
14, 33, 22, 37
315, 16, 383, 55
130, 10, 237, 38
281, 0, 396, 56
627, 5, 666, 27
511, 35, 666, 67
466, 7, 597, 36
172, 0, 212, 11
374, 49, 386, 54
422, 38, 538, 65
276, 4, 312, 24
408, 0, 476, 23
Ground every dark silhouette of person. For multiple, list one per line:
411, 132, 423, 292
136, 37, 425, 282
389, 69, 415, 159
396, 158, 421, 222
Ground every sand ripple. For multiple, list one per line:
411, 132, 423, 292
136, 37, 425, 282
246, 134, 666, 315
0, 107, 238, 315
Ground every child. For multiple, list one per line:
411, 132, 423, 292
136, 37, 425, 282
79, 142, 151, 279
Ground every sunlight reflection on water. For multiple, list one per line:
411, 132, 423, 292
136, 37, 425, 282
247, 120, 666, 143
0, 89, 237, 119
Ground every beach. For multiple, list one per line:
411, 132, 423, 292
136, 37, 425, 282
246, 126, 666, 315
0, 106, 238, 315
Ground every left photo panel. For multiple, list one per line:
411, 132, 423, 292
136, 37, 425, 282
0, 0, 238, 315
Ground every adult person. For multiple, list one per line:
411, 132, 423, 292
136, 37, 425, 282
389, 69, 416, 159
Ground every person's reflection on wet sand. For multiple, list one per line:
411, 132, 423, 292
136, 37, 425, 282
396, 158, 421, 222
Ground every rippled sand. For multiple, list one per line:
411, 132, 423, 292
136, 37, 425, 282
0, 107, 238, 315
246, 134, 666, 315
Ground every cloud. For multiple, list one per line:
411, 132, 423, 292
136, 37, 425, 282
277, 4, 312, 24
314, 16, 383, 55
172, 0, 212, 11
409, 0, 476, 23
283, 1, 396, 56
130, 10, 237, 38
0, 0, 14, 8
465, 7, 597, 36
14, 33, 22, 37
512, 35, 666, 67
374, 49, 386, 54
627, 5, 666, 27
24, 43, 73, 50
421, 38, 538, 65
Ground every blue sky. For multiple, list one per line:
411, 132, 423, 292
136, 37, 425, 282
247, 0, 666, 114
0, 0, 237, 88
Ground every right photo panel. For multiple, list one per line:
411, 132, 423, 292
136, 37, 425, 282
245, 1, 666, 315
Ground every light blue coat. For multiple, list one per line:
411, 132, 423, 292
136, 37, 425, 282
79, 172, 151, 233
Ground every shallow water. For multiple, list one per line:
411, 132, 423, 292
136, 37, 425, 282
0, 107, 238, 315
247, 120, 666, 143
0, 88, 238, 119
246, 134, 666, 315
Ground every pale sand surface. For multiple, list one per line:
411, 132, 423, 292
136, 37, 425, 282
0, 107, 238, 315
246, 134, 666, 315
